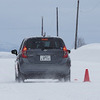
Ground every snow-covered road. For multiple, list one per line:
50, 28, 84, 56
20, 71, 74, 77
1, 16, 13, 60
0, 43, 100, 100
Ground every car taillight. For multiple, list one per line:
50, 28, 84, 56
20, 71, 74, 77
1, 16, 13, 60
63, 46, 68, 58
41, 38, 48, 41
22, 46, 27, 58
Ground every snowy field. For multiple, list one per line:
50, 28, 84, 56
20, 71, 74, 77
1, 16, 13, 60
0, 43, 100, 100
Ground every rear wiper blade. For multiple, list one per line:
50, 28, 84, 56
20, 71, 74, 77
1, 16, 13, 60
41, 47, 53, 50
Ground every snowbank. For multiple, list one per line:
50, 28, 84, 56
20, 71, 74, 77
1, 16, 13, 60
70, 43, 100, 82
70, 43, 100, 62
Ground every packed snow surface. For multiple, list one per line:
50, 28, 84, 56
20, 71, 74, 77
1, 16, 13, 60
0, 43, 100, 100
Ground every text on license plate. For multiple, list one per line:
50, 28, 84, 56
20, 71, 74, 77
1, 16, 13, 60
40, 55, 51, 61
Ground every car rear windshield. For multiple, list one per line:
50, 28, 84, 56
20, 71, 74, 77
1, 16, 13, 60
25, 38, 65, 49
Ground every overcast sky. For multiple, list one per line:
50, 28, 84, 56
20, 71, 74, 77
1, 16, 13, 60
0, 0, 100, 49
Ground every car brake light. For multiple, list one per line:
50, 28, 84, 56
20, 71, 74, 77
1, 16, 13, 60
63, 46, 68, 58
22, 46, 27, 58
41, 38, 48, 41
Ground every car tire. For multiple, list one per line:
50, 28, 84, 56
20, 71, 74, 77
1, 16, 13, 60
64, 70, 71, 82
59, 70, 71, 82
63, 75, 70, 82
15, 67, 25, 83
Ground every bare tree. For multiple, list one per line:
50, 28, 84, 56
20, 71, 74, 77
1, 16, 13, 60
77, 37, 86, 48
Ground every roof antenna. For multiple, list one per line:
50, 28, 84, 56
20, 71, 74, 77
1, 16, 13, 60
41, 16, 44, 37
56, 7, 59, 37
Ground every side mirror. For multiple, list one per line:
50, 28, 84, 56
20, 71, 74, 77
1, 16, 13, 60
67, 50, 71, 54
11, 49, 18, 56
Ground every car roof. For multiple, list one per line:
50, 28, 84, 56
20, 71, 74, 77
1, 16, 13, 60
23, 37, 63, 41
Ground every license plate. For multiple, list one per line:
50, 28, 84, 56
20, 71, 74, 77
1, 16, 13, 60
40, 55, 51, 61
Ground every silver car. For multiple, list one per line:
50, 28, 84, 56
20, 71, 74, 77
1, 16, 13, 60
11, 37, 71, 82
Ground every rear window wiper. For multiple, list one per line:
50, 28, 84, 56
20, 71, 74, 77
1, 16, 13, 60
41, 47, 54, 50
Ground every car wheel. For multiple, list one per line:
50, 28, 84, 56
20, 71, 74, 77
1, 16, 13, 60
63, 75, 70, 82
15, 67, 25, 83
64, 71, 71, 82
59, 76, 70, 82
59, 71, 71, 82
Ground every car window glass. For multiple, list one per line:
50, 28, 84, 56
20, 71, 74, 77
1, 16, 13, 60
25, 38, 64, 49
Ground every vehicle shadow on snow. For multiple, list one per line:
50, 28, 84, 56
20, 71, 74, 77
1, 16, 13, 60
24, 79, 60, 83
21, 79, 71, 83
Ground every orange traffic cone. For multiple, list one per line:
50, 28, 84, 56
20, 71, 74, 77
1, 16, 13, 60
84, 69, 90, 82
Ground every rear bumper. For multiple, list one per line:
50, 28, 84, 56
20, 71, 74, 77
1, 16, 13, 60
19, 63, 70, 79
20, 63, 70, 72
